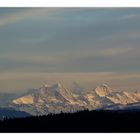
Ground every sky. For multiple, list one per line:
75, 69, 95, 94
0, 8, 140, 92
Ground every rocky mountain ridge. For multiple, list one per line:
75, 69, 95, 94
10, 83, 140, 115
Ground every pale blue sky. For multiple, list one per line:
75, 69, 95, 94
0, 8, 140, 92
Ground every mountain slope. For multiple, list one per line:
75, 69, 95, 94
0, 93, 21, 107
84, 84, 140, 110
84, 84, 114, 110
0, 108, 30, 120
11, 83, 140, 116
11, 83, 86, 115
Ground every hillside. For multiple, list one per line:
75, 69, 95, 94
0, 108, 30, 120
0, 110, 140, 132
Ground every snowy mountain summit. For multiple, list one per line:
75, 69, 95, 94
94, 83, 112, 97
12, 83, 86, 115
11, 83, 140, 115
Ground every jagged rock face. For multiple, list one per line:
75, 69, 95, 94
13, 95, 34, 105
94, 84, 112, 97
84, 84, 114, 110
11, 83, 86, 115
11, 83, 140, 115
106, 91, 140, 105
84, 84, 140, 110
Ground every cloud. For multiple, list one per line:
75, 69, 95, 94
0, 46, 133, 63
0, 8, 140, 92
0, 8, 57, 27
0, 45, 137, 73
119, 14, 140, 20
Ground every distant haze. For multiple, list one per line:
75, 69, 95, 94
0, 8, 140, 93
0, 72, 140, 93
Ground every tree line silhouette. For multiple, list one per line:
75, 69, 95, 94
0, 110, 140, 133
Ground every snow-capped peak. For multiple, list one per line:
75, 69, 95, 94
44, 84, 51, 88
11, 82, 140, 116
52, 82, 63, 88
94, 83, 112, 97
100, 83, 109, 88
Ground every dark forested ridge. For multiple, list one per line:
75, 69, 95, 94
0, 110, 140, 133
0, 108, 30, 120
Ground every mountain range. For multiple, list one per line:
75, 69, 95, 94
5, 83, 140, 116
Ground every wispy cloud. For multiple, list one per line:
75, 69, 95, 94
119, 14, 140, 20
0, 46, 136, 73
0, 8, 140, 92
0, 8, 57, 27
